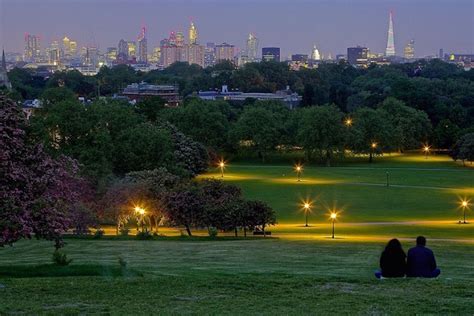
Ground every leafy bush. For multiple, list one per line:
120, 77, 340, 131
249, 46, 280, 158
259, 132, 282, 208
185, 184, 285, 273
119, 227, 130, 236
136, 230, 153, 240
208, 227, 218, 238
93, 229, 104, 239
52, 250, 73, 266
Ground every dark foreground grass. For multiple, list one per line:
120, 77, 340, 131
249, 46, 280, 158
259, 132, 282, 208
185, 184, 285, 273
1, 238, 473, 315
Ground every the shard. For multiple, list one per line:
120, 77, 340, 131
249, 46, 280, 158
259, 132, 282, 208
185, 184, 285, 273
385, 11, 396, 57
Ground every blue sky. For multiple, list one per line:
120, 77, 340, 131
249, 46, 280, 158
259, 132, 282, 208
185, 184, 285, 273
1, 0, 473, 57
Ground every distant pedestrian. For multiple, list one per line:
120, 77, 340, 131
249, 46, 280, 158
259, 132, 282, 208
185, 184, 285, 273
375, 238, 407, 279
407, 236, 441, 278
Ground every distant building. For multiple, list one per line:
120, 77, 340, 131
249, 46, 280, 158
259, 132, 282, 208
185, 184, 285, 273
0, 50, 12, 90
198, 85, 301, 109
106, 47, 118, 63
311, 45, 321, 61
347, 46, 368, 68
385, 11, 396, 57
204, 42, 216, 67
246, 33, 259, 62
262, 47, 280, 62
186, 44, 205, 67
24, 34, 41, 62
215, 43, 235, 62
404, 39, 415, 59
118, 39, 129, 61
137, 27, 148, 63
446, 53, 474, 69
291, 54, 308, 62
189, 21, 198, 45
439, 48, 444, 59
122, 82, 181, 106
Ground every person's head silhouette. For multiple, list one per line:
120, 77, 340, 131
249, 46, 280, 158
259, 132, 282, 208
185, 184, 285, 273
416, 236, 426, 246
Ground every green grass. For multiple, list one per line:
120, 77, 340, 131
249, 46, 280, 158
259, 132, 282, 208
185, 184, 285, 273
0, 238, 473, 314
1, 154, 473, 314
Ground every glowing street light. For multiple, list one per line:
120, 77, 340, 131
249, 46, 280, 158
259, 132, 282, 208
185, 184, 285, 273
459, 199, 471, 224
134, 206, 145, 215
134, 206, 146, 232
330, 212, 338, 239
295, 164, 303, 182
345, 118, 353, 127
218, 160, 226, 178
371, 142, 377, 149
423, 145, 430, 159
369, 142, 378, 163
302, 200, 313, 227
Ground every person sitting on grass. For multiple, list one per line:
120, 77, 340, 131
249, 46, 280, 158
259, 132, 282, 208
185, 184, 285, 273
375, 238, 407, 279
407, 236, 441, 278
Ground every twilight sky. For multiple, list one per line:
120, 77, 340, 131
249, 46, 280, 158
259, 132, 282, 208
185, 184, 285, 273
1, 0, 473, 58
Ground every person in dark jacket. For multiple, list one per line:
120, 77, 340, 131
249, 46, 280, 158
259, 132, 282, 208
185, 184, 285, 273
375, 238, 407, 279
407, 236, 441, 278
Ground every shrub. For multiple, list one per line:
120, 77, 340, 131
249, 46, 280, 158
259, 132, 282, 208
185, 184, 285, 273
136, 230, 153, 240
93, 229, 104, 239
119, 227, 130, 236
208, 227, 218, 238
52, 250, 73, 266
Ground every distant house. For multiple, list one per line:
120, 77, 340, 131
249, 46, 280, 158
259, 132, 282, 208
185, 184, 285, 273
22, 99, 42, 119
122, 82, 181, 106
198, 85, 301, 109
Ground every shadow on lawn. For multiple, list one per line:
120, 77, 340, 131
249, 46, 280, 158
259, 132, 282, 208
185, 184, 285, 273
0, 264, 142, 278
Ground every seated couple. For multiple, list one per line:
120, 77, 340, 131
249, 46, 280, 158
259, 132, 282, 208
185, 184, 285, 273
375, 236, 441, 279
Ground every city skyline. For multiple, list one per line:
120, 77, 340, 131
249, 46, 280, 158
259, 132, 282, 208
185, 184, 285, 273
1, 0, 473, 58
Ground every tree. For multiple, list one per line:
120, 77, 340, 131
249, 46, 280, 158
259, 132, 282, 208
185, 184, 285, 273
379, 97, 432, 151
348, 107, 393, 162
296, 105, 346, 165
162, 184, 205, 236
451, 133, 474, 165
0, 95, 85, 248
231, 106, 280, 162
245, 200, 276, 236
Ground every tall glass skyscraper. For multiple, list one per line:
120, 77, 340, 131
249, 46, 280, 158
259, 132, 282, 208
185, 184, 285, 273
385, 11, 396, 56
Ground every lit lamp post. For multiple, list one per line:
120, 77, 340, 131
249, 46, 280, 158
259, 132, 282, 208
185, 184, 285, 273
134, 206, 146, 232
218, 160, 226, 178
330, 212, 337, 239
302, 201, 312, 227
345, 118, 353, 127
423, 145, 430, 159
295, 164, 303, 182
460, 199, 471, 224
369, 142, 377, 163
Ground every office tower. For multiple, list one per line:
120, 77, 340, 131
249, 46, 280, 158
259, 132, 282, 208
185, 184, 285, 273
62, 36, 76, 58
168, 32, 177, 46
149, 47, 161, 63
0, 50, 12, 90
215, 43, 235, 62
106, 47, 117, 63
176, 32, 185, 47
347, 46, 368, 67
439, 48, 444, 60
246, 33, 259, 62
204, 42, 216, 67
127, 41, 137, 59
118, 39, 128, 60
291, 54, 308, 62
262, 47, 280, 62
404, 39, 415, 59
311, 44, 321, 60
189, 21, 198, 44
385, 11, 396, 56
138, 26, 148, 63
24, 34, 41, 62
85, 46, 99, 66
186, 44, 205, 67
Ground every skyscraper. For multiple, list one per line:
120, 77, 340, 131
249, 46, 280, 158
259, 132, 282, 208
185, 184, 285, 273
118, 39, 129, 61
385, 11, 396, 57
347, 46, 368, 68
24, 34, 41, 62
215, 43, 235, 62
246, 33, 258, 62
127, 41, 137, 59
189, 21, 198, 45
262, 47, 280, 62
404, 39, 415, 59
176, 32, 185, 47
138, 26, 148, 63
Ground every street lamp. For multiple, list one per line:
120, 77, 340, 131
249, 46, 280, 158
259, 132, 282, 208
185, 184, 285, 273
218, 159, 226, 178
330, 212, 338, 239
134, 206, 146, 232
460, 199, 471, 224
302, 201, 313, 227
423, 145, 430, 159
370, 142, 378, 163
345, 118, 353, 127
295, 164, 303, 182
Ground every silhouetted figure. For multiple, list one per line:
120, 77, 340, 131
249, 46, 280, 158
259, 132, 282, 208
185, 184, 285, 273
375, 238, 406, 279
407, 236, 441, 278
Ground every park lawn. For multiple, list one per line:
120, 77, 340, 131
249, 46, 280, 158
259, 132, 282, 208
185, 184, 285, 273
201, 154, 474, 224
0, 238, 473, 315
